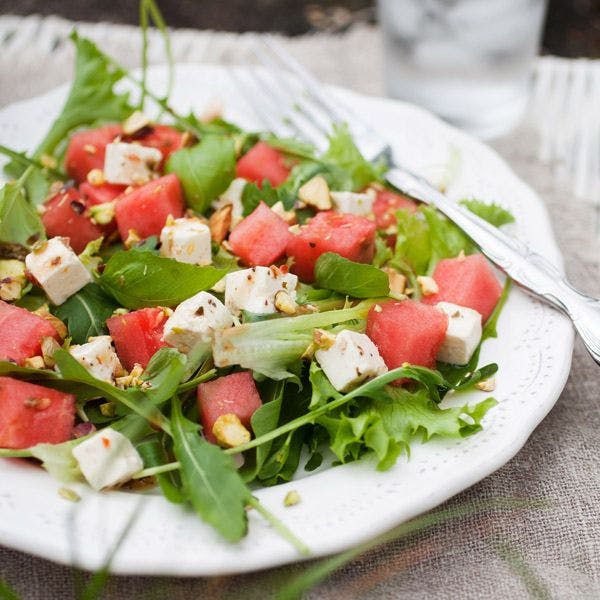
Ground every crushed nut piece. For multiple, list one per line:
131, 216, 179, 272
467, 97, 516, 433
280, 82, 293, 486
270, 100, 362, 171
384, 267, 406, 295
40, 154, 57, 169
23, 356, 45, 370
115, 363, 145, 388
124, 229, 142, 249
86, 168, 105, 186
274, 290, 298, 315
100, 402, 116, 417
313, 328, 336, 350
212, 414, 251, 448
209, 204, 232, 243
122, 110, 151, 136
83, 144, 97, 155
33, 305, 68, 339
89, 201, 116, 225
24, 396, 51, 410
271, 201, 296, 224
298, 176, 332, 211
58, 487, 81, 502
41, 336, 61, 367
284, 490, 301, 507
457, 250, 466, 261
417, 275, 439, 296
475, 377, 496, 392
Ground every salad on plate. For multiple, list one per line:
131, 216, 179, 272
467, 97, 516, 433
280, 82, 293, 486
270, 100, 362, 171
0, 27, 514, 548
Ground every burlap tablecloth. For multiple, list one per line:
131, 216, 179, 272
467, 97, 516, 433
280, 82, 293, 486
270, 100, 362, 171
0, 15, 598, 600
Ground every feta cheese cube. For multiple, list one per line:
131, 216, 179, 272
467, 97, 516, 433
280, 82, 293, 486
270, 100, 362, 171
315, 329, 387, 392
159, 217, 212, 265
224, 266, 298, 315
330, 189, 376, 216
103, 142, 162, 186
436, 302, 482, 365
72, 428, 143, 490
211, 177, 247, 229
25, 237, 92, 305
69, 335, 123, 383
163, 291, 234, 354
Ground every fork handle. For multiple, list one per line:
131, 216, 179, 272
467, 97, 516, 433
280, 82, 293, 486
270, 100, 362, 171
385, 166, 600, 365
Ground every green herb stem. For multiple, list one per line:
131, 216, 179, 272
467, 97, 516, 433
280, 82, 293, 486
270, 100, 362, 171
132, 461, 180, 479
248, 496, 311, 557
0, 448, 33, 458
0, 144, 67, 181
177, 369, 217, 393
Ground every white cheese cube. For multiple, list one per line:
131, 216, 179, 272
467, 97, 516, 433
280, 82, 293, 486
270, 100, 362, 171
159, 217, 212, 265
163, 291, 234, 354
224, 266, 298, 315
69, 335, 123, 383
436, 302, 482, 365
25, 237, 92, 305
330, 190, 375, 216
211, 177, 247, 229
315, 329, 387, 392
103, 142, 162, 186
72, 428, 143, 491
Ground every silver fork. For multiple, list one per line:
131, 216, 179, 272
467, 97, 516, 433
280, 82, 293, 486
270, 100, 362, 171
235, 36, 600, 365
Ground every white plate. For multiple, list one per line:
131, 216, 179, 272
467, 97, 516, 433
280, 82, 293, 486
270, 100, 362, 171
0, 64, 574, 575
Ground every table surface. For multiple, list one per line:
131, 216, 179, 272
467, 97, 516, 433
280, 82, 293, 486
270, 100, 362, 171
0, 15, 599, 600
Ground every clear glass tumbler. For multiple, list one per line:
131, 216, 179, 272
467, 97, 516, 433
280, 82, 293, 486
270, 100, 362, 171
378, 0, 548, 139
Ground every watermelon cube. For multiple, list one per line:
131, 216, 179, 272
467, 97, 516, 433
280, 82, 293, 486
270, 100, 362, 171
106, 307, 169, 371
0, 377, 75, 449
0, 301, 60, 365
65, 124, 122, 183
236, 142, 290, 187
366, 300, 448, 376
114, 174, 185, 242
124, 124, 186, 168
285, 211, 377, 282
229, 202, 291, 266
197, 371, 262, 444
372, 189, 418, 230
422, 254, 502, 322
79, 181, 127, 206
41, 187, 105, 254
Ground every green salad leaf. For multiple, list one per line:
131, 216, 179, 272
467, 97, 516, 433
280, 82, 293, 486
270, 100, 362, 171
460, 199, 515, 228
241, 181, 281, 216
0, 173, 45, 247
53, 283, 118, 345
99, 250, 227, 308
137, 435, 184, 504
171, 396, 250, 542
314, 253, 390, 298
166, 135, 236, 213
29, 438, 86, 483
321, 124, 386, 191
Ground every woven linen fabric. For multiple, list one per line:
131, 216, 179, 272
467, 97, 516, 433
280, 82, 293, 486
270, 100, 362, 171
0, 15, 598, 600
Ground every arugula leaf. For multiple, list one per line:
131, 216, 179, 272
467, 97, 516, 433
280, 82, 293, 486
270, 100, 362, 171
460, 199, 515, 228
373, 235, 393, 268
137, 435, 184, 503
308, 362, 341, 410
170, 396, 250, 542
29, 438, 85, 483
0, 176, 45, 247
99, 250, 227, 308
53, 349, 171, 434
314, 253, 389, 298
53, 283, 118, 345
321, 124, 386, 191
141, 347, 187, 404
166, 136, 236, 213
213, 302, 373, 379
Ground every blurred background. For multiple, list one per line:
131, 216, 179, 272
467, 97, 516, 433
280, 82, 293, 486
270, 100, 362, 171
1, 0, 598, 57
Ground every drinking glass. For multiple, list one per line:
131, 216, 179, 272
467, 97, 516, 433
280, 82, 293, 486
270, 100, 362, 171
378, 0, 548, 139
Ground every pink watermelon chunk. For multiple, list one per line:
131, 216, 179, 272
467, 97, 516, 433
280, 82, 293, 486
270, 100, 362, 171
366, 300, 448, 379
106, 307, 169, 371
372, 189, 418, 230
0, 377, 75, 449
236, 142, 290, 187
229, 202, 291, 267
422, 254, 502, 322
197, 371, 262, 444
285, 211, 376, 283
0, 301, 60, 365
114, 174, 185, 242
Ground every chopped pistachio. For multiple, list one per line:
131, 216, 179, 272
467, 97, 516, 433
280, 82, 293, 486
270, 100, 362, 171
417, 275, 439, 296
212, 414, 251, 448
99, 402, 116, 418
274, 290, 298, 315
41, 336, 61, 368
33, 305, 68, 339
122, 110, 151, 135
23, 356, 45, 370
298, 176, 331, 211
86, 168, 105, 186
58, 487, 81, 503
209, 204, 233, 243
124, 229, 142, 249
313, 328, 336, 350
89, 201, 116, 225
284, 490, 301, 507
475, 377, 496, 392
271, 201, 296, 224
40, 154, 57, 169
0, 259, 27, 301
384, 267, 406, 296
